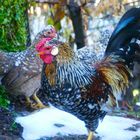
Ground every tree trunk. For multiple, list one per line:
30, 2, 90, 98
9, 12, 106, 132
67, 1, 85, 49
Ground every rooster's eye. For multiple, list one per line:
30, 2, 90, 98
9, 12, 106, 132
47, 31, 51, 34
43, 31, 51, 37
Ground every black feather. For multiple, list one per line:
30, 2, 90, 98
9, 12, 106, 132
105, 8, 140, 68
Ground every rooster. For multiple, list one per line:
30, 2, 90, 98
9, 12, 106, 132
1, 25, 56, 109
35, 8, 140, 140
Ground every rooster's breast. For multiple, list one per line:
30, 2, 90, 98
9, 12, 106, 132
41, 70, 106, 131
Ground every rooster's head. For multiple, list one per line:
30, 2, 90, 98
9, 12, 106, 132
36, 41, 74, 65
36, 38, 60, 64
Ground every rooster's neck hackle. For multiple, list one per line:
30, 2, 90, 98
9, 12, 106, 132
44, 43, 75, 86
44, 43, 93, 88
56, 43, 75, 64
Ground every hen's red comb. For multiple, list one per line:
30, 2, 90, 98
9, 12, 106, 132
35, 38, 51, 51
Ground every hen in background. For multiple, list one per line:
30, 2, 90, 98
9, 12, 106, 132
1, 25, 56, 109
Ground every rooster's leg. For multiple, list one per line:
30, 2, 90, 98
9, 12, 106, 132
87, 131, 94, 140
31, 93, 47, 109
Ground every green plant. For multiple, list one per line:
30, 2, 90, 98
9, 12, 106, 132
0, 85, 10, 109
10, 121, 17, 130
0, 0, 29, 52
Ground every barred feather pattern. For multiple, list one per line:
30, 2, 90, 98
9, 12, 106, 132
54, 43, 94, 88
56, 58, 94, 88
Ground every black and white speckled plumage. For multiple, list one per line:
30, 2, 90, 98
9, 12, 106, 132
41, 66, 107, 131
41, 48, 108, 131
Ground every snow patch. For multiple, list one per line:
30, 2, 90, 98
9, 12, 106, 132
136, 102, 140, 106
16, 106, 140, 140
16, 106, 87, 140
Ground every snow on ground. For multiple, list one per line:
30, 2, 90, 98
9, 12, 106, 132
16, 106, 140, 140
136, 102, 140, 106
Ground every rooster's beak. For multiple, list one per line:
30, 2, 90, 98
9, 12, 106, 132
36, 52, 45, 57
38, 52, 45, 55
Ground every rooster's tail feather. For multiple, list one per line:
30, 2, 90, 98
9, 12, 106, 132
105, 8, 140, 69
91, 55, 132, 108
